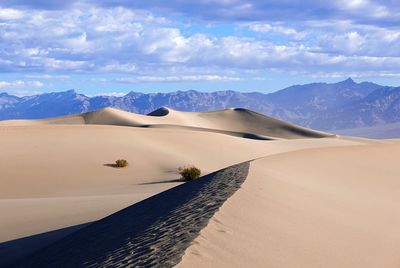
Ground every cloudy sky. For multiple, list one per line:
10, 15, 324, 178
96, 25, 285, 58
0, 0, 400, 95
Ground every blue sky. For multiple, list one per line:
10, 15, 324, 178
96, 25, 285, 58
0, 0, 400, 96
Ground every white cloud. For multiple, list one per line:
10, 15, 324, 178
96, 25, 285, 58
98, 63, 137, 73
321, 31, 366, 54
116, 75, 243, 83
0, 2, 399, 80
0, 8, 24, 20
0, 80, 44, 88
341, 0, 369, 9
3, 89, 44, 97
318, 26, 400, 57
92, 92, 127, 97
248, 23, 306, 40
25, 74, 69, 80
337, 0, 390, 19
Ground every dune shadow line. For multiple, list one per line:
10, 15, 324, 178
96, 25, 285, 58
13, 162, 250, 268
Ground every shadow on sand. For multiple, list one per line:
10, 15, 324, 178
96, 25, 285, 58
103, 163, 120, 168
12, 162, 250, 268
0, 222, 91, 267
138, 178, 185, 185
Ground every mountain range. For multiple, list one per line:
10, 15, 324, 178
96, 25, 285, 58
1, 78, 399, 131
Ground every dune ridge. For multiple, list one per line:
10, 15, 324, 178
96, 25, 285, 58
12, 162, 249, 267
0, 107, 332, 139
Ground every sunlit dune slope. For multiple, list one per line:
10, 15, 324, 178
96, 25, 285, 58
178, 141, 400, 268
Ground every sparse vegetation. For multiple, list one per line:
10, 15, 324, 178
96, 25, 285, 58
178, 166, 201, 181
115, 159, 128, 168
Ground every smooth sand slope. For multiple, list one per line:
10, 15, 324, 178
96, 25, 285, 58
1, 106, 397, 267
178, 141, 400, 268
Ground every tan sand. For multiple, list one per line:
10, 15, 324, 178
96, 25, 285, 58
178, 141, 400, 268
2, 106, 396, 267
0, 107, 331, 139
0, 124, 359, 243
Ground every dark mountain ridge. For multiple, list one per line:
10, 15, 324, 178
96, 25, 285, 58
1, 78, 399, 131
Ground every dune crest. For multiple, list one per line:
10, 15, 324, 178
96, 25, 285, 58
0, 107, 332, 139
13, 163, 249, 267
178, 142, 400, 268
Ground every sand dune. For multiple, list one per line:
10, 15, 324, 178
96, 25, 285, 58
0, 107, 397, 267
178, 141, 400, 268
13, 163, 249, 267
0, 107, 332, 139
0, 124, 355, 245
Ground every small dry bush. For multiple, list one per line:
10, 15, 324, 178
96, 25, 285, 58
115, 159, 128, 168
178, 166, 201, 181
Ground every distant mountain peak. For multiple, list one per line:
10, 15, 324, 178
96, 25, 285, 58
0, 92, 12, 97
44, 89, 77, 96
339, 77, 356, 85
0, 92, 20, 100
65, 89, 77, 94
127, 91, 138, 95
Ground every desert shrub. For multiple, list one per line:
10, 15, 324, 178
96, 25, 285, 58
178, 166, 201, 181
115, 159, 128, 168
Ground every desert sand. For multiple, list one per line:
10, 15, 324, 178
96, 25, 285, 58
0, 107, 399, 267
178, 141, 400, 268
